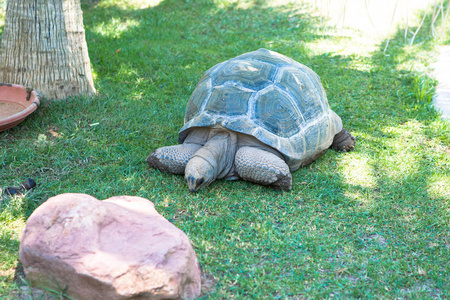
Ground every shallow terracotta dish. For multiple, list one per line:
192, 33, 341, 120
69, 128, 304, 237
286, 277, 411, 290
0, 83, 40, 132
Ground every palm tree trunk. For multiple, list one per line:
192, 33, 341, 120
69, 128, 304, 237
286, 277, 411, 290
0, 0, 96, 100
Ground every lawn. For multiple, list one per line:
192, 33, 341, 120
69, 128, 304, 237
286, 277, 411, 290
1, 0, 450, 298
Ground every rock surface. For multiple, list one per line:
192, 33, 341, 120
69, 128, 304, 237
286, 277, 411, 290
19, 193, 201, 300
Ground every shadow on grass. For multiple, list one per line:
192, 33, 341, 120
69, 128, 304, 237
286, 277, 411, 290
305, 4, 450, 297
366, 3, 449, 240
0, 229, 20, 283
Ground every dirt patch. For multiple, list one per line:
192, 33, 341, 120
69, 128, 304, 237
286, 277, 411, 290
367, 233, 388, 246
200, 271, 217, 297
9, 286, 55, 300
399, 281, 442, 299
12, 265, 55, 300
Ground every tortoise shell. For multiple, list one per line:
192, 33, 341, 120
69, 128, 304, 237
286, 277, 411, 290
178, 48, 343, 171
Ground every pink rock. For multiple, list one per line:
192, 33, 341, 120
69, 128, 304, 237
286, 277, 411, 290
19, 193, 201, 300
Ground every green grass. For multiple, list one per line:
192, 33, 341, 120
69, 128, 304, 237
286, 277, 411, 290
1, 0, 450, 298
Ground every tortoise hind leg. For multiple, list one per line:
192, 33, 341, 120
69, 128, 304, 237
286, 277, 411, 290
331, 128, 356, 152
235, 147, 292, 190
147, 144, 201, 175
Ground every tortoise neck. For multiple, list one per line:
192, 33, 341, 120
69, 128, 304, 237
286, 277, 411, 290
192, 129, 237, 179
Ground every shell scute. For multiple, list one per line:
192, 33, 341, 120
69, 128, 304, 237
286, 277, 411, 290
206, 85, 253, 117
185, 77, 212, 122
276, 67, 325, 123
215, 60, 276, 90
253, 85, 302, 138
234, 48, 295, 66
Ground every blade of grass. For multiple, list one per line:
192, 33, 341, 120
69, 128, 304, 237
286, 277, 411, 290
384, 0, 399, 53
365, 0, 379, 37
438, 0, 450, 39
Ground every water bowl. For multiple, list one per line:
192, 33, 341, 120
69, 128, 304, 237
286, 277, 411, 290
0, 83, 40, 132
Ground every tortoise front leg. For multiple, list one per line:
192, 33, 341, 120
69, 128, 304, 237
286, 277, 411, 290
147, 144, 201, 175
235, 147, 292, 190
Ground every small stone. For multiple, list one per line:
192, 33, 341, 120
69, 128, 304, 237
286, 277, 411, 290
4, 186, 22, 196
22, 178, 36, 190
20, 193, 201, 300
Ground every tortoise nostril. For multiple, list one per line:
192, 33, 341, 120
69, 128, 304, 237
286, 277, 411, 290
196, 178, 204, 186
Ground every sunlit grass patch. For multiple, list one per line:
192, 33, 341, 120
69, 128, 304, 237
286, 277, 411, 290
428, 175, 450, 199
301, 0, 438, 36
0, 216, 25, 289
307, 35, 377, 58
379, 121, 433, 179
91, 17, 141, 39
95, 0, 163, 9
339, 154, 376, 188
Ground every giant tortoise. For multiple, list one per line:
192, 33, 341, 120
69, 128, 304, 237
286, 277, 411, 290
147, 49, 355, 192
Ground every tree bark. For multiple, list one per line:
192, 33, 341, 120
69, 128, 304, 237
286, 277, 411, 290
0, 0, 96, 100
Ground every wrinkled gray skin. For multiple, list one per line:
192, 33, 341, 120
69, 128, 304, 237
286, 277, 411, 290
147, 126, 355, 192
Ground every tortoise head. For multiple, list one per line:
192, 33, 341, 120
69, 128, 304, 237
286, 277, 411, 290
184, 156, 215, 192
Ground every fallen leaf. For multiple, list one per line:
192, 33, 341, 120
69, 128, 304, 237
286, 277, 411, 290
48, 129, 61, 138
